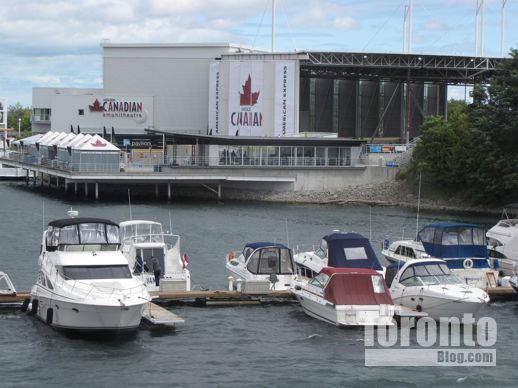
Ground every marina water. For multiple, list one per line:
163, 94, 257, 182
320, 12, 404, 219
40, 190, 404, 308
0, 182, 516, 386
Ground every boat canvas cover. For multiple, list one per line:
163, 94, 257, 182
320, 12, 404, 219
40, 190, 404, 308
417, 223, 488, 259
245, 242, 288, 250
321, 267, 392, 305
324, 233, 382, 270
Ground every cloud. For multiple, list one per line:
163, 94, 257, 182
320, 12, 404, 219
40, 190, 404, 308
331, 16, 357, 31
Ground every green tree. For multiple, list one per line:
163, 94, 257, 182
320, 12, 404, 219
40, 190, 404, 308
7, 103, 32, 137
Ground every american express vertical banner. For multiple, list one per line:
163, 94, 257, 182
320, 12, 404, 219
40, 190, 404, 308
274, 61, 296, 136
208, 61, 221, 135
228, 61, 263, 136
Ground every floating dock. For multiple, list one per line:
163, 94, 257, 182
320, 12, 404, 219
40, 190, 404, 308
141, 302, 184, 328
150, 289, 295, 306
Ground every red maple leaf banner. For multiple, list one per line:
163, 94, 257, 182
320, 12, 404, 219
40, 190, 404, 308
240, 75, 260, 106
88, 99, 104, 112
91, 139, 107, 147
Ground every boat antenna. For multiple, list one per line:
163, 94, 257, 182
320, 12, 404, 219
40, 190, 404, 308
415, 171, 422, 240
285, 218, 290, 247
369, 206, 372, 241
128, 188, 132, 220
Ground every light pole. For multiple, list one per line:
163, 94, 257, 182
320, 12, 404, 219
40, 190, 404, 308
18, 118, 21, 137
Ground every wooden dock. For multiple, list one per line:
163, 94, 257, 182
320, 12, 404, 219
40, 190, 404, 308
485, 286, 517, 299
150, 289, 295, 306
0, 292, 30, 306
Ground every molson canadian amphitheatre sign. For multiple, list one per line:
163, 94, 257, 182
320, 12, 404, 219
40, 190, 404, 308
228, 61, 263, 136
88, 96, 152, 126
209, 60, 297, 137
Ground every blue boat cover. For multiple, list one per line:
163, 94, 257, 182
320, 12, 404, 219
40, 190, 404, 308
323, 232, 382, 270
417, 223, 488, 259
245, 242, 289, 250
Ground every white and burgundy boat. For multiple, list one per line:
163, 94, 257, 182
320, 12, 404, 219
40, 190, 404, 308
29, 213, 150, 332
291, 267, 395, 326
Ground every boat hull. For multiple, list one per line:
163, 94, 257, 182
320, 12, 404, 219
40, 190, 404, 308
292, 291, 394, 326
391, 294, 486, 321
31, 289, 146, 331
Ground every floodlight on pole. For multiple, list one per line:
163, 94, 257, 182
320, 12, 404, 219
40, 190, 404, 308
18, 118, 21, 137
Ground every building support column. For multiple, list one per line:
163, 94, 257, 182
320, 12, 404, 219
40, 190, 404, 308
26, 169, 29, 186
74, 182, 78, 196
355, 79, 362, 138
85, 183, 88, 198
95, 183, 99, 201
155, 184, 159, 199
167, 183, 171, 201
33, 171, 37, 187
218, 183, 221, 200
64, 179, 68, 193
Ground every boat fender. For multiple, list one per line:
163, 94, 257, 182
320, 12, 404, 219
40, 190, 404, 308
29, 299, 39, 316
21, 298, 30, 313
46, 308, 53, 325
463, 258, 474, 269
227, 252, 235, 261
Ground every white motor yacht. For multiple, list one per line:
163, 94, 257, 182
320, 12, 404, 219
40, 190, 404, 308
225, 242, 296, 291
382, 223, 498, 289
386, 259, 489, 321
119, 220, 191, 292
291, 267, 395, 326
487, 204, 518, 275
29, 214, 150, 331
294, 232, 384, 279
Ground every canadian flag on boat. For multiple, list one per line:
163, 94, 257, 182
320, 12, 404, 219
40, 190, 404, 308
183, 253, 189, 269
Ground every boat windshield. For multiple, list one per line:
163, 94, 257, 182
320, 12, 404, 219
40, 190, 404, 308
308, 273, 329, 288
246, 247, 294, 274
62, 265, 132, 280
120, 223, 164, 243
47, 223, 120, 247
399, 263, 461, 286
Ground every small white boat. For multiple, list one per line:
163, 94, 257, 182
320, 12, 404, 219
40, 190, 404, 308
119, 220, 191, 292
386, 259, 489, 321
382, 223, 498, 289
0, 271, 16, 296
291, 267, 395, 326
225, 242, 296, 291
30, 213, 150, 331
487, 204, 518, 275
294, 232, 384, 278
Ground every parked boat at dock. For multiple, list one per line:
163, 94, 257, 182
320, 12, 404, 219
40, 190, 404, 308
29, 213, 150, 331
291, 267, 395, 326
487, 204, 518, 276
294, 232, 383, 278
386, 259, 489, 321
225, 242, 297, 291
382, 223, 498, 289
119, 220, 191, 292
0, 271, 16, 296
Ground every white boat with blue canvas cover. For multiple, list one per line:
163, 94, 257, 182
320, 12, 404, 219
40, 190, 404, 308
382, 223, 498, 289
29, 213, 150, 331
294, 232, 384, 279
225, 242, 296, 291
386, 259, 489, 321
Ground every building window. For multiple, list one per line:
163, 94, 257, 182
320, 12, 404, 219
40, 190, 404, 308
78, 109, 84, 116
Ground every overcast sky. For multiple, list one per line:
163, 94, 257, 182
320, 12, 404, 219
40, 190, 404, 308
1, 0, 516, 107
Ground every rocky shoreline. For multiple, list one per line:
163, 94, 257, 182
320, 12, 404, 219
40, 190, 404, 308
221, 180, 502, 216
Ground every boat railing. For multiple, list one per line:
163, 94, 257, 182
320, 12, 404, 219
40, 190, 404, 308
121, 233, 180, 249
292, 244, 319, 255
51, 271, 148, 301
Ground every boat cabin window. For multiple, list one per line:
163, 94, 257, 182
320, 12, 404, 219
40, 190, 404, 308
308, 273, 329, 288
63, 265, 132, 280
47, 222, 120, 248
246, 247, 294, 275
343, 247, 368, 260
399, 263, 461, 286
371, 275, 385, 293
395, 246, 416, 258
243, 247, 254, 260
315, 240, 328, 259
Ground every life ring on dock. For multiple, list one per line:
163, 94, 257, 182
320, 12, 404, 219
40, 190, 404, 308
463, 258, 474, 269
227, 252, 235, 262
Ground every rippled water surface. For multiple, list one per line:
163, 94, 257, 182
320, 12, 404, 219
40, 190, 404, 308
0, 182, 516, 387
